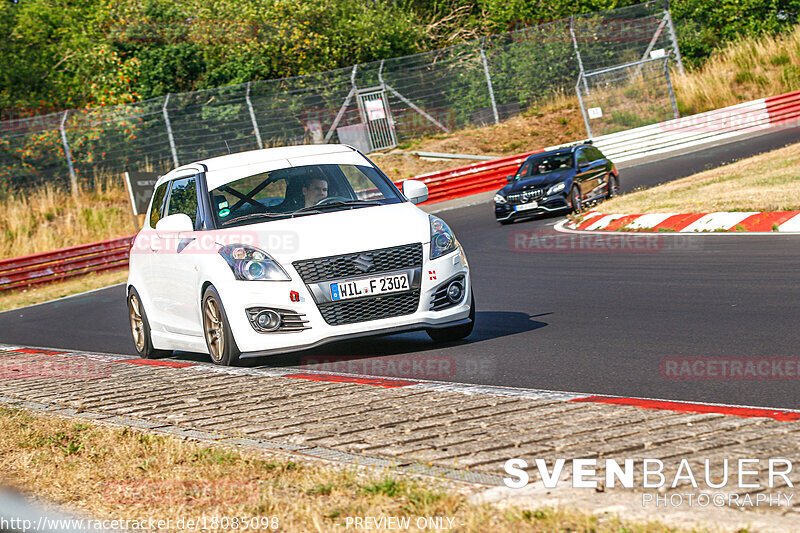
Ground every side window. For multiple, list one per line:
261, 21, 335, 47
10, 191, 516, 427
166, 176, 199, 227
516, 161, 531, 178
589, 147, 604, 161
576, 150, 590, 166
148, 182, 169, 229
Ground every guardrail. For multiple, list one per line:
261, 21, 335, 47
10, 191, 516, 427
0, 236, 133, 292
410, 151, 540, 204
2, 89, 798, 292
547, 89, 800, 163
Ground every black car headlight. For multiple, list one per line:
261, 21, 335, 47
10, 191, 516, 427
218, 244, 290, 281
494, 193, 507, 204
429, 215, 458, 259
547, 183, 566, 195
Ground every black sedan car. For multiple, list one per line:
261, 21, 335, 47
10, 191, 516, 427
494, 142, 618, 224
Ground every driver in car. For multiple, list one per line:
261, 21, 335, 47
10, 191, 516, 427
302, 176, 328, 208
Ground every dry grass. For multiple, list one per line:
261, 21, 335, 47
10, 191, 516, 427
0, 176, 138, 260
674, 25, 800, 116
0, 269, 128, 313
598, 141, 800, 214
0, 407, 685, 533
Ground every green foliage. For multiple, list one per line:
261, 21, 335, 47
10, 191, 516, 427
671, 0, 800, 68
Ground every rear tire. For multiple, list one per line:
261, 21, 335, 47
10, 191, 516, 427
607, 174, 619, 199
427, 293, 475, 343
128, 288, 170, 359
202, 286, 241, 366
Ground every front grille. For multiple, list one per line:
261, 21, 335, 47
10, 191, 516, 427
318, 290, 420, 326
507, 188, 545, 204
292, 243, 422, 283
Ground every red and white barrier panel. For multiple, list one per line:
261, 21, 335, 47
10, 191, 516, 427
547, 89, 800, 164
401, 150, 541, 204
568, 210, 800, 232
0, 235, 134, 292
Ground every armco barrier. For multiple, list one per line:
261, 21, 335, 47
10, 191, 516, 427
410, 151, 540, 204
547, 89, 800, 162
0, 235, 133, 291
2, 89, 799, 292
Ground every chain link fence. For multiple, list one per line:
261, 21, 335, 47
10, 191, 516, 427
0, 0, 681, 194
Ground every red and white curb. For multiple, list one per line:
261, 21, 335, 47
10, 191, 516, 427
564, 210, 800, 233
3, 344, 800, 423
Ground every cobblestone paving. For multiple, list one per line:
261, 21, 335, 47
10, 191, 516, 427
0, 346, 798, 515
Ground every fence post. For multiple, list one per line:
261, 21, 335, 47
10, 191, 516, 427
479, 38, 500, 125
246, 82, 263, 149
59, 110, 78, 196
663, 0, 685, 75
663, 60, 680, 119
570, 16, 589, 95
162, 94, 179, 167
575, 77, 593, 139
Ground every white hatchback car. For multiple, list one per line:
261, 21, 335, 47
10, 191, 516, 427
127, 145, 474, 365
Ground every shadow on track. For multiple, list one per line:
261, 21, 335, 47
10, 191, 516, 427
172, 310, 549, 370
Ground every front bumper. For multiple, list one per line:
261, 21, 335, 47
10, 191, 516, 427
495, 194, 569, 221
214, 244, 471, 357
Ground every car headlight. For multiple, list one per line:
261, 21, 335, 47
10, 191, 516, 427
494, 193, 507, 204
547, 182, 566, 195
218, 244, 290, 281
429, 215, 458, 259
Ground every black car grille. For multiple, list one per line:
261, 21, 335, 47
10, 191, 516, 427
292, 243, 422, 283
507, 188, 545, 204
317, 290, 420, 326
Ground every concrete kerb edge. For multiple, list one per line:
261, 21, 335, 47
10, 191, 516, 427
553, 218, 800, 236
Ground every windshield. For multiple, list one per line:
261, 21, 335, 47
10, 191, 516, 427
515, 153, 573, 178
209, 163, 403, 227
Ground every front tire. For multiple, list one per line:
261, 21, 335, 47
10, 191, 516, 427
427, 293, 475, 343
202, 286, 241, 366
128, 288, 170, 359
570, 186, 582, 213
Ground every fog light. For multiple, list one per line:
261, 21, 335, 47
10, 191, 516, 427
256, 310, 282, 331
446, 281, 464, 303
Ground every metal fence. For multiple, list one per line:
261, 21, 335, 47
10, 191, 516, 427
0, 0, 681, 194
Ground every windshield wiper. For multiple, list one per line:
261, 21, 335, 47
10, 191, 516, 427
293, 199, 382, 213
221, 212, 290, 225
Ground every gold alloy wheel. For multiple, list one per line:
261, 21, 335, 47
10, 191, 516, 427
128, 293, 146, 352
204, 297, 225, 362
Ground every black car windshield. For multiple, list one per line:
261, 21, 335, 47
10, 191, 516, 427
516, 153, 573, 178
209, 163, 403, 227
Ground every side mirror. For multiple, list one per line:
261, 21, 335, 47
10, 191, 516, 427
506, 175, 515, 182
403, 180, 429, 204
155, 213, 194, 234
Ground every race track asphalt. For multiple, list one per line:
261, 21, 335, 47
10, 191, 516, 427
2, 128, 799, 409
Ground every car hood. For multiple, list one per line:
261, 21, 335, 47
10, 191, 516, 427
213, 202, 431, 263
502, 172, 570, 194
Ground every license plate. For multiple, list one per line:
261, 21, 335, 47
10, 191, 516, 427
330, 273, 409, 301
514, 201, 538, 211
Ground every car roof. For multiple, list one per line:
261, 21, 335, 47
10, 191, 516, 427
155, 144, 359, 187
528, 144, 592, 161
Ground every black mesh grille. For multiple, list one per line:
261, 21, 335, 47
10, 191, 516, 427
318, 291, 420, 326
507, 189, 545, 205
292, 243, 422, 283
